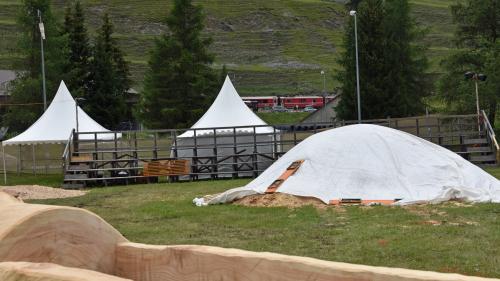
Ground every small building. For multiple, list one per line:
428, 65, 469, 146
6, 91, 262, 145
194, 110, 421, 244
0, 70, 16, 105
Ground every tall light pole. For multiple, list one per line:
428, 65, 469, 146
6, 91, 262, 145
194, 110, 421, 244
37, 10, 47, 111
465, 71, 487, 131
350, 10, 361, 123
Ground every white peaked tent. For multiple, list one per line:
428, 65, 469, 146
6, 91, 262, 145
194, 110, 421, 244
3, 81, 113, 145
2, 81, 115, 182
175, 76, 278, 178
178, 76, 274, 137
202, 124, 500, 205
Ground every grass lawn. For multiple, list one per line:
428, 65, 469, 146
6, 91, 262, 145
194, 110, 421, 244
26, 167, 500, 278
257, 112, 310, 125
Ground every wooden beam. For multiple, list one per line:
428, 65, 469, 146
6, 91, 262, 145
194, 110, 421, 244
0, 262, 131, 281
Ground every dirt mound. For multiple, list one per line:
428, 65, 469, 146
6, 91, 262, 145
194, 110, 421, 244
233, 193, 328, 209
0, 185, 86, 200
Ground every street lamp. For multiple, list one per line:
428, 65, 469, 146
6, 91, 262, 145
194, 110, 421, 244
350, 10, 361, 123
37, 10, 47, 111
75, 98, 86, 133
464, 71, 487, 131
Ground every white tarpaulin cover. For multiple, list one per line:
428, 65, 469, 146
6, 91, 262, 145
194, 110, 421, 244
179, 76, 273, 137
2, 81, 114, 145
201, 124, 500, 205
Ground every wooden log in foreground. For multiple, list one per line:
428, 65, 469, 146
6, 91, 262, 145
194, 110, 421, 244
0, 262, 131, 281
0, 191, 498, 281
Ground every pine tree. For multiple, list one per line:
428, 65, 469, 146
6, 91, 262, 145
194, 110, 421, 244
3, 0, 68, 133
438, 0, 499, 126
138, 0, 222, 129
336, 0, 428, 120
84, 13, 130, 129
65, 1, 91, 98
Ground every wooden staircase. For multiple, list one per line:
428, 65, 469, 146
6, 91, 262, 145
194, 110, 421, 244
62, 155, 92, 189
460, 133, 497, 165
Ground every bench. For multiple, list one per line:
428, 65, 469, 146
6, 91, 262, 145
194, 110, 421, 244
143, 160, 190, 177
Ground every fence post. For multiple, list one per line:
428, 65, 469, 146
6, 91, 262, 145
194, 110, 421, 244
32, 145, 36, 175
192, 129, 198, 181
416, 118, 420, 136
153, 132, 158, 160
232, 127, 238, 178
212, 128, 218, 180
17, 145, 21, 175
252, 126, 258, 178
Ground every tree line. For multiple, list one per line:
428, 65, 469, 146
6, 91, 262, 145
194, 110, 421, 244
4, 0, 131, 133
337, 0, 499, 127
2, 0, 499, 134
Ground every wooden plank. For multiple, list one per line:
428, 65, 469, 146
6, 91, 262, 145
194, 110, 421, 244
265, 160, 304, 193
143, 160, 190, 176
329, 199, 400, 206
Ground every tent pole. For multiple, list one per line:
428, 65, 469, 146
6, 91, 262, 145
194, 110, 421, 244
17, 144, 21, 175
2, 144, 6, 185
32, 144, 36, 175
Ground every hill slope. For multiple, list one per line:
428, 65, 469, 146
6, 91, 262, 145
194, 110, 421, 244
0, 0, 456, 96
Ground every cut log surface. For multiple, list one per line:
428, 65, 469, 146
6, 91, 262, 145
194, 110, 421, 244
115, 242, 498, 281
0, 191, 499, 281
0, 192, 127, 275
0, 262, 131, 281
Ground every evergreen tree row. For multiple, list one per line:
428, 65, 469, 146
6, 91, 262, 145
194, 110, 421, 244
4, 0, 130, 133
137, 0, 225, 129
336, 0, 429, 120
437, 0, 499, 126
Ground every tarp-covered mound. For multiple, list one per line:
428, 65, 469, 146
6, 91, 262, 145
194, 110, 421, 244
203, 124, 500, 205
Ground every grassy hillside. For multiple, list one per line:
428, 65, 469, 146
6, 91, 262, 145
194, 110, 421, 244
0, 0, 456, 96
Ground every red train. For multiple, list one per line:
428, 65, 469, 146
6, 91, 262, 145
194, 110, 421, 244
242, 95, 336, 110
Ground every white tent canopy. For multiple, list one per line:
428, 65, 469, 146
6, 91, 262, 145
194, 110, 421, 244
202, 125, 500, 205
179, 76, 274, 137
175, 76, 278, 179
2, 81, 114, 146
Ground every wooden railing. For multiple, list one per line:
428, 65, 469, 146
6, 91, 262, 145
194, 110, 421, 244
62, 114, 488, 185
61, 129, 74, 175
481, 110, 499, 162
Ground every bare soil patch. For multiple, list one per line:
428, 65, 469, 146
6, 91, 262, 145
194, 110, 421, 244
0, 185, 86, 200
234, 193, 329, 209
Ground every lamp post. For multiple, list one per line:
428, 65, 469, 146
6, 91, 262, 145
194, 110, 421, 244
37, 10, 47, 111
464, 71, 487, 131
350, 10, 361, 123
75, 98, 85, 133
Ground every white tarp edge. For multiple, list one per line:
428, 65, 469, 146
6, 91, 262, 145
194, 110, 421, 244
194, 125, 500, 206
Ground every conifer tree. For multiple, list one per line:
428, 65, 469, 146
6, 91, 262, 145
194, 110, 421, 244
65, 1, 91, 98
138, 0, 223, 129
84, 13, 130, 129
336, 0, 428, 120
438, 0, 499, 126
3, 0, 68, 133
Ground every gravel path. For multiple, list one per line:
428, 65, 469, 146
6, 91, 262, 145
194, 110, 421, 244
0, 185, 86, 200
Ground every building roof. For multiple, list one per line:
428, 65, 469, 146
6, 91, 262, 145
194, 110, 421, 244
0, 70, 16, 96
